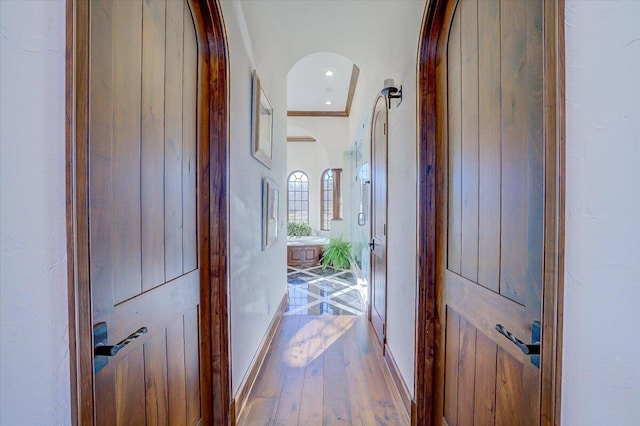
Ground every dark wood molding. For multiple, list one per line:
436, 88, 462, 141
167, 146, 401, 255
287, 64, 360, 118
190, 0, 231, 424
332, 168, 342, 220
287, 110, 348, 118
66, 1, 93, 423
414, 0, 448, 416
383, 343, 412, 419
233, 292, 289, 420
414, 0, 565, 424
65, 0, 231, 424
344, 64, 360, 116
286, 136, 317, 142
541, 1, 566, 423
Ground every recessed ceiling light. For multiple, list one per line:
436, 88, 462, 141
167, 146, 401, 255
325, 100, 332, 105
325, 70, 334, 77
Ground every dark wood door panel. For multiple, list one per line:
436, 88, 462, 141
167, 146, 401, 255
446, 2, 462, 276
440, 0, 544, 424
477, 0, 501, 294
89, 1, 201, 423
444, 307, 526, 426
444, 271, 526, 362
112, 270, 199, 342
95, 309, 201, 425
116, 348, 146, 425
141, 0, 167, 292
446, 0, 544, 305
370, 95, 388, 347
164, 0, 185, 283
111, 0, 143, 305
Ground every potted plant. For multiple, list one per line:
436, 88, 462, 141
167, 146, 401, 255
287, 222, 312, 237
321, 237, 353, 270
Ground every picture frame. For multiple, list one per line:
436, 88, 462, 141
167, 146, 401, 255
262, 177, 279, 250
252, 70, 273, 169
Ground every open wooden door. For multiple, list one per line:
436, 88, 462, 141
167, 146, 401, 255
88, 0, 202, 423
436, 0, 546, 423
370, 95, 388, 348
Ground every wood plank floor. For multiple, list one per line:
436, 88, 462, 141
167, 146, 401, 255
237, 316, 409, 426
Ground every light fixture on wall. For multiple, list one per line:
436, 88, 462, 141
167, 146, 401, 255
381, 78, 402, 109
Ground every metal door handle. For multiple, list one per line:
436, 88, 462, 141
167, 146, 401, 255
94, 326, 148, 357
495, 324, 540, 355
369, 240, 375, 250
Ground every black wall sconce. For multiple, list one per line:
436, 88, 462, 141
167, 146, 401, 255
381, 78, 403, 109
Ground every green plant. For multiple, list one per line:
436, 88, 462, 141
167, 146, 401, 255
321, 237, 353, 270
287, 222, 312, 237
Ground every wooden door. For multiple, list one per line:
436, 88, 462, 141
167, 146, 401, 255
88, 0, 201, 423
370, 95, 388, 348
438, 0, 544, 424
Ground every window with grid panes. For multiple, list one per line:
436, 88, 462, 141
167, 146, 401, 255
321, 169, 334, 230
287, 171, 309, 224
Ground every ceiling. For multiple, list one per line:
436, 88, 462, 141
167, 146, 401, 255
287, 52, 358, 114
236, 0, 425, 127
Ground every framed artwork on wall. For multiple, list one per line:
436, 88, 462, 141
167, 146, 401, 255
252, 70, 273, 169
262, 177, 279, 250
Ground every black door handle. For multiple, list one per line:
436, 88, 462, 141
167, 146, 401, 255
94, 326, 148, 357
495, 324, 540, 355
369, 240, 375, 250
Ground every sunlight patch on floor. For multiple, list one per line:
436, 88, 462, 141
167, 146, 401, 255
282, 316, 356, 368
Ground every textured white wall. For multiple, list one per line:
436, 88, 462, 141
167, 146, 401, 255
221, 1, 289, 396
563, 1, 640, 424
0, 1, 71, 423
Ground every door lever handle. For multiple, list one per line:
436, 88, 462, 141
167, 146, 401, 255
94, 326, 148, 357
495, 324, 540, 355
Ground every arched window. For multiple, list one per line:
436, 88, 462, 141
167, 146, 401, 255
321, 168, 342, 230
287, 171, 309, 223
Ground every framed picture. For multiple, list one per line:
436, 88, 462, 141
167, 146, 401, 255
262, 177, 279, 250
252, 70, 273, 169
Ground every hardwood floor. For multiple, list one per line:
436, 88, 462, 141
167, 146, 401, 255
237, 316, 409, 426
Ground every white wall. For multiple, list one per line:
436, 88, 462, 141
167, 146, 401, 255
0, 1, 71, 423
220, 1, 289, 396
343, 4, 423, 397
287, 116, 349, 232
562, 1, 640, 424
372, 10, 422, 398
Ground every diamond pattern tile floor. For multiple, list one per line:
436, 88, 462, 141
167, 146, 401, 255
285, 265, 366, 316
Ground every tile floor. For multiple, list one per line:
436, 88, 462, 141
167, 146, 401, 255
285, 264, 367, 316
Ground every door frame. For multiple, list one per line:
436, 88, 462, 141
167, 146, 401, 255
65, 0, 231, 424
369, 94, 389, 347
413, 0, 565, 424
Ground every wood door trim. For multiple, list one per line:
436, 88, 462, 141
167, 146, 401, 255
413, 0, 565, 424
232, 292, 289, 422
65, 0, 231, 424
383, 343, 412, 419
369, 94, 389, 344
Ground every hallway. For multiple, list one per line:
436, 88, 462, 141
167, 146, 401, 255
237, 316, 409, 425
